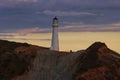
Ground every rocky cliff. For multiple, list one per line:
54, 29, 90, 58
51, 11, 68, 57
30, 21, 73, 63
0, 40, 120, 80
0, 40, 46, 80
73, 42, 120, 80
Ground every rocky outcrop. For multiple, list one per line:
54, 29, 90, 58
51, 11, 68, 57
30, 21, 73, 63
73, 42, 120, 80
0, 40, 120, 80
0, 40, 42, 80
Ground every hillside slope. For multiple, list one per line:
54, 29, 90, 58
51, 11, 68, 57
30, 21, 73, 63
0, 40, 47, 80
0, 40, 120, 80
73, 42, 120, 80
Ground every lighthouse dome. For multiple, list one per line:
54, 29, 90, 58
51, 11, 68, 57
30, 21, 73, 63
53, 16, 58, 20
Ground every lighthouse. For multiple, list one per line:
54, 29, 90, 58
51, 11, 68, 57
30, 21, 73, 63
50, 17, 59, 51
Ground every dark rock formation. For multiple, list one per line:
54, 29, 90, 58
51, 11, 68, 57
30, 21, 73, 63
73, 42, 120, 80
0, 40, 120, 80
0, 40, 45, 80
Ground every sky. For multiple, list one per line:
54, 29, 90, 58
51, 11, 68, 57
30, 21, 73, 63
0, 0, 120, 33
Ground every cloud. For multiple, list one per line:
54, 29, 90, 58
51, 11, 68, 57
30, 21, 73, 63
0, 0, 38, 6
16, 0, 38, 2
42, 10, 97, 16
16, 27, 51, 34
0, 0, 120, 32
111, 23, 120, 27
2, 22, 120, 34
1, 0, 120, 8
63, 22, 84, 26
17, 27, 39, 34
0, 37, 51, 41
59, 23, 120, 32
0, 33, 51, 41
43, 0, 120, 9
0, 33, 16, 36
5, 0, 38, 3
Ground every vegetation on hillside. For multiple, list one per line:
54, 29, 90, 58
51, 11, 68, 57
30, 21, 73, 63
0, 40, 35, 80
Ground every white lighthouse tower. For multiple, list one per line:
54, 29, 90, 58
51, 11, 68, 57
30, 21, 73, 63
50, 17, 59, 51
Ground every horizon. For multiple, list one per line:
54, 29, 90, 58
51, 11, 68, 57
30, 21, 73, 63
0, 32, 120, 53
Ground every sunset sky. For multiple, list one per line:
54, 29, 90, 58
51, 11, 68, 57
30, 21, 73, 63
0, 0, 120, 53
0, 0, 120, 33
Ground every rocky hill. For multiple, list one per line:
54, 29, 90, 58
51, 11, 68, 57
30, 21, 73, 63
0, 40, 120, 80
73, 42, 120, 80
0, 40, 47, 80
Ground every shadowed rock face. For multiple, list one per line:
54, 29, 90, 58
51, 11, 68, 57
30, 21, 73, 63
0, 40, 120, 80
0, 40, 46, 80
73, 42, 120, 80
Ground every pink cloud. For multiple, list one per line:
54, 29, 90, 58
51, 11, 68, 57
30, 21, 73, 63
111, 23, 120, 27
17, 0, 38, 3
14, 22, 120, 35
17, 27, 39, 34
16, 27, 51, 34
